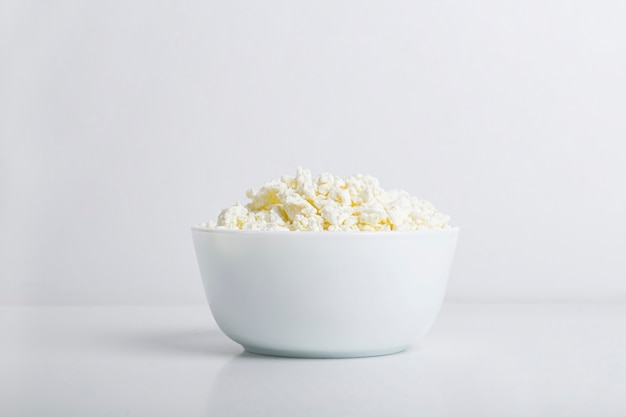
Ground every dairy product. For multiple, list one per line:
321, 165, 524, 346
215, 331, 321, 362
203, 168, 451, 231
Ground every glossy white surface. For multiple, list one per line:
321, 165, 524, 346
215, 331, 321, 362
3, 304, 625, 416
192, 228, 459, 357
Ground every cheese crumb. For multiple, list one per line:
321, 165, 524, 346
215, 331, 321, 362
203, 168, 451, 231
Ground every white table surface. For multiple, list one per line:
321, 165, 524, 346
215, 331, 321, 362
2, 303, 625, 417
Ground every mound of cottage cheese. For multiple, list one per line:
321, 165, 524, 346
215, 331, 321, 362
203, 168, 451, 231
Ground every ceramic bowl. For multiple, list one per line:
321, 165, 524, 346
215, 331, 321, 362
191, 227, 459, 358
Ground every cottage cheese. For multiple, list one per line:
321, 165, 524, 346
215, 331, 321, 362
204, 168, 451, 231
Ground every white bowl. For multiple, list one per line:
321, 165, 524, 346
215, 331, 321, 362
191, 227, 459, 358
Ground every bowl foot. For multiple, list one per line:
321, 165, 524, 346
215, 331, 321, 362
241, 344, 409, 359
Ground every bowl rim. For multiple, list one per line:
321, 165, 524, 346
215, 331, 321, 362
191, 225, 459, 236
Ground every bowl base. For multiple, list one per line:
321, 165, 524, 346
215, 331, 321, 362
241, 344, 409, 359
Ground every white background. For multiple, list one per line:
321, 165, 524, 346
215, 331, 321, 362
2, 0, 625, 305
